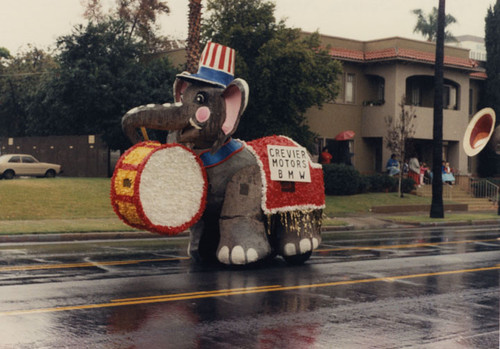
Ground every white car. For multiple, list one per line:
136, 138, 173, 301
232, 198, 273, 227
0, 154, 62, 179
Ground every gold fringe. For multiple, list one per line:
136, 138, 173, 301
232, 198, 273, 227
266, 209, 323, 237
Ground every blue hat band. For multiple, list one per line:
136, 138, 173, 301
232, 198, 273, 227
189, 66, 234, 87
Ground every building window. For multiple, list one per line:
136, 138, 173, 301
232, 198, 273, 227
377, 80, 385, 101
345, 73, 355, 103
411, 86, 421, 106
443, 84, 459, 110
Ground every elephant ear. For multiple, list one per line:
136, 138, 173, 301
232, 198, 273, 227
211, 78, 249, 154
221, 78, 249, 135
173, 74, 189, 103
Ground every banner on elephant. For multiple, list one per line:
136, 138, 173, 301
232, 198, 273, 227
266, 145, 311, 182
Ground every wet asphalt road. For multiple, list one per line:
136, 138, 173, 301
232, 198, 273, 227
0, 225, 499, 349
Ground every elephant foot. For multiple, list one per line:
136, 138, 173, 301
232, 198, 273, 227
276, 210, 322, 258
281, 237, 320, 256
217, 217, 271, 265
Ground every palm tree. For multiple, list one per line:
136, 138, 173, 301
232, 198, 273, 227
187, 0, 202, 74
412, 7, 457, 43
430, 0, 446, 219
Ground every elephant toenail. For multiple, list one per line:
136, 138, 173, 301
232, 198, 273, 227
284, 243, 296, 256
246, 248, 258, 263
231, 246, 246, 264
299, 239, 312, 253
218, 246, 230, 264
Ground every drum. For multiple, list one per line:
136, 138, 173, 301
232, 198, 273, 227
111, 141, 207, 235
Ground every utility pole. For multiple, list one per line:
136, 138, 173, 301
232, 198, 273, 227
430, 0, 445, 218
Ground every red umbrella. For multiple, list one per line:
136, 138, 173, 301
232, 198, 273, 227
335, 130, 355, 141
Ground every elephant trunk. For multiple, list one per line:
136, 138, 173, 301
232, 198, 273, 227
122, 103, 188, 144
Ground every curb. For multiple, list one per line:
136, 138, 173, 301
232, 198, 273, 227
1, 218, 499, 244
0, 231, 189, 244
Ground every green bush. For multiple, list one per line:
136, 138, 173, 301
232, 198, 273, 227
401, 177, 416, 193
322, 164, 360, 195
364, 174, 397, 192
322, 167, 415, 195
357, 176, 371, 193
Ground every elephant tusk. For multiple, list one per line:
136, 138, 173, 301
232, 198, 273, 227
189, 118, 202, 130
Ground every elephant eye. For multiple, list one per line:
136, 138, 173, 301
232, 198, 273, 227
195, 92, 207, 104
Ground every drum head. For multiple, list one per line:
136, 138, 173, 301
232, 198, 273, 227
111, 142, 207, 235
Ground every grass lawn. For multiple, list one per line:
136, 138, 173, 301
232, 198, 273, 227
324, 192, 433, 216
0, 177, 115, 220
0, 178, 498, 234
0, 177, 134, 234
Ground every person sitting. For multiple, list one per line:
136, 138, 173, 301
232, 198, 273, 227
386, 154, 400, 176
320, 147, 332, 164
442, 161, 455, 185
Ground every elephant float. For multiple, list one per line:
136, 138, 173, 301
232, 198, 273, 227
111, 42, 325, 265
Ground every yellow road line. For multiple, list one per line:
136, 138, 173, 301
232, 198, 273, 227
112, 285, 283, 302
1, 265, 499, 317
0, 257, 189, 272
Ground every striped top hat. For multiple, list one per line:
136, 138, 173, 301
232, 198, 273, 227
178, 42, 235, 88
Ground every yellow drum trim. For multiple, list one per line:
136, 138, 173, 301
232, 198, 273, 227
116, 201, 144, 226
122, 143, 159, 165
113, 169, 137, 197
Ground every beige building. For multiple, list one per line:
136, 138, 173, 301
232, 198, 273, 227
308, 34, 486, 175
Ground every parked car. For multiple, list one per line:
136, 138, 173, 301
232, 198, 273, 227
0, 154, 61, 179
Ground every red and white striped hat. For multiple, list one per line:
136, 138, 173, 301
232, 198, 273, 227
178, 42, 235, 88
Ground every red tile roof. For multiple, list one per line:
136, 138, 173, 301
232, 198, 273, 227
329, 46, 478, 69
470, 71, 487, 80
327, 47, 364, 61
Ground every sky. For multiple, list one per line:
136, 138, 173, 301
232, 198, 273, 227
0, 0, 497, 55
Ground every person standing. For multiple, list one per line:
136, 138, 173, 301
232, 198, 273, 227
408, 156, 420, 185
419, 162, 429, 186
320, 147, 332, 164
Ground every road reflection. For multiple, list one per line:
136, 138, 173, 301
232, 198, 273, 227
0, 225, 498, 348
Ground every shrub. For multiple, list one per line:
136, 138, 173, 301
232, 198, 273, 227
401, 177, 416, 193
322, 164, 360, 195
363, 174, 394, 192
357, 175, 371, 193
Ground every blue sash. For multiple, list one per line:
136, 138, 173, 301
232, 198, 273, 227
199, 139, 244, 168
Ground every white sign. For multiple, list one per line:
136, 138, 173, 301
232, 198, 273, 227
267, 145, 311, 182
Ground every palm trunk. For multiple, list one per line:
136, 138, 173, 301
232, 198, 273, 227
187, 0, 202, 74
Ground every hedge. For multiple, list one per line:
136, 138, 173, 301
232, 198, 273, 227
322, 164, 416, 195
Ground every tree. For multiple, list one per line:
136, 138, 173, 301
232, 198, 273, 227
82, 0, 171, 53
385, 95, 416, 197
201, 0, 342, 150
479, 0, 500, 177
0, 47, 57, 137
430, 0, 446, 219
186, 0, 202, 73
25, 20, 179, 150
485, 1, 500, 119
0, 47, 10, 60
412, 7, 457, 43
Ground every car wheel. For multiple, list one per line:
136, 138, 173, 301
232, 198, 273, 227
45, 169, 56, 178
3, 170, 15, 180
